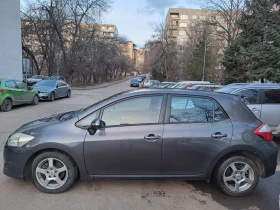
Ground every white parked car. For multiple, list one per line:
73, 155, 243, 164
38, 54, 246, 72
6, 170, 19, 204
27, 75, 49, 86
144, 80, 160, 88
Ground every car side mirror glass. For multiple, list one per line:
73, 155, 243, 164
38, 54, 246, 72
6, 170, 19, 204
88, 118, 106, 135
27, 86, 33, 90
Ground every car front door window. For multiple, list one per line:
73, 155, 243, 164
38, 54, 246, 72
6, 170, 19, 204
102, 96, 163, 126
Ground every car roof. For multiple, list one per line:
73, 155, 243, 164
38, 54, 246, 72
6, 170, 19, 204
117, 88, 237, 99
227, 83, 280, 89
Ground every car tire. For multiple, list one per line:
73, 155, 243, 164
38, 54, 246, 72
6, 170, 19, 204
1, 98, 12, 112
66, 90, 71, 98
32, 95, 39, 105
215, 155, 259, 196
31, 151, 78, 193
50, 92, 55, 102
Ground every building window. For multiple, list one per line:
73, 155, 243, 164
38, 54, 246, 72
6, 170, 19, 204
179, 22, 187, 28
179, 31, 187, 36
200, 16, 206, 20
170, 13, 179, 18
181, 15, 188, 20
192, 15, 197, 20
178, 46, 185, 51
171, 20, 179, 26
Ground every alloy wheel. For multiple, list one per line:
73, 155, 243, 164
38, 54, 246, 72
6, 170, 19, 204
5, 100, 12, 110
35, 158, 68, 190
223, 161, 254, 193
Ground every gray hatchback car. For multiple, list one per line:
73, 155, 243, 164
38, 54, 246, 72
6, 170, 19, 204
217, 83, 280, 136
3, 89, 278, 196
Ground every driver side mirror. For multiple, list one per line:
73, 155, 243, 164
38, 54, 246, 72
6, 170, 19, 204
88, 118, 106, 135
27, 86, 33, 90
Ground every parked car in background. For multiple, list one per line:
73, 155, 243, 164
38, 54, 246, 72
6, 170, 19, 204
130, 78, 139, 87
27, 75, 49, 86
0, 78, 39, 112
217, 83, 280, 136
144, 80, 160, 88
172, 81, 211, 89
150, 82, 176, 89
33, 80, 71, 101
49, 76, 66, 82
3, 89, 277, 196
188, 84, 224, 91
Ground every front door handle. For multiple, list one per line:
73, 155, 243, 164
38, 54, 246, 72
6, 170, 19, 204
144, 134, 161, 142
211, 133, 228, 139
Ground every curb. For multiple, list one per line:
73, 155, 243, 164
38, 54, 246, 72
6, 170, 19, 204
71, 77, 132, 90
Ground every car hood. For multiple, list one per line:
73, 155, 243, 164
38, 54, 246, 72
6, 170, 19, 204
33, 86, 53, 92
14, 112, 70, 133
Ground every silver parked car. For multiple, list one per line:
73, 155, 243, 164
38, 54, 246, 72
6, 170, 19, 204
33, 80, 71, 101
217, 83, 280, 135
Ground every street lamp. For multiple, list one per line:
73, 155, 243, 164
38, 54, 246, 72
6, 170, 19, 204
202, 39, 207, 82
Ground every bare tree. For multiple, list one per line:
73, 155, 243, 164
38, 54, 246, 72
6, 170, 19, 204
203, 0, 246, 46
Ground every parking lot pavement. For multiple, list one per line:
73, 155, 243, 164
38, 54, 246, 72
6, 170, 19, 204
0, 80, 279, 210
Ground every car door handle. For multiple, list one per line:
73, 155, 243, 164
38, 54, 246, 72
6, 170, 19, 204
211, 133, 228, 139
252, 108, 260, 111
144, 134, 161, 142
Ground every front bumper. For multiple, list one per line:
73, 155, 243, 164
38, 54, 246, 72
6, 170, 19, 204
38, 92, 50, 100
3, 146, 32, 179
255, 141, 278, 178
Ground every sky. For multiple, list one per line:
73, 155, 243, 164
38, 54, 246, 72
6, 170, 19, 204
104, 0, 201, 48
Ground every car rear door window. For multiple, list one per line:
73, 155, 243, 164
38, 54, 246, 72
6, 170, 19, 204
5, 81, 16, 88
235, 89, 259, 104
170, 96, 227, 123
264, 89, 280, 104
102, 96, 163, 126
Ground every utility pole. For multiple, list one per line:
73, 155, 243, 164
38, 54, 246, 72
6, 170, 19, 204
202, 39, 207, 81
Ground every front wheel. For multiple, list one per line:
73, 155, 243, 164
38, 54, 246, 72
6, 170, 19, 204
66, 90, 71, 98
31, 151, 78, 193
215, 155, 259, 196
50, 92, 55, 102
32, 95, 39, 105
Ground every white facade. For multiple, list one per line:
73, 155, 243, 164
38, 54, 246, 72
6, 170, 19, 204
0, 0, 22, 80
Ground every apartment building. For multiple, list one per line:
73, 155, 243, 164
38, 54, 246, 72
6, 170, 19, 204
94, 24, 118, 39
165, 8, 227, 46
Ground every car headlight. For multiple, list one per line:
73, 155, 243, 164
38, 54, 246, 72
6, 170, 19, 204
7, 133, 35, 147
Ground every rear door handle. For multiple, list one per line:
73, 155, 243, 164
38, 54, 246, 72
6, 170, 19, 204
211, 133, 228, 139
144, 134, 161, 142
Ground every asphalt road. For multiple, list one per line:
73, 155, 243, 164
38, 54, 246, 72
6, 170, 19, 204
0, 80, 279, 210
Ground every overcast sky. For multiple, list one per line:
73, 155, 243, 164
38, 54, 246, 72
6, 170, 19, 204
104, 0, 201, 48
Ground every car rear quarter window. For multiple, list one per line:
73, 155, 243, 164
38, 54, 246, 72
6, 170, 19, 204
102, 96, 163, 126
170, 96, 227, 123
264, 89, 280, 104
5, 81, 16, 88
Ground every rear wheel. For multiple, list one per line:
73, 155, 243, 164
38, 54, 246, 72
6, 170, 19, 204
215, 156, 259, 196
1, 99, 12, 112
31, 151, 78, 193
50, 92, 55, 102
32, 95, 39, 105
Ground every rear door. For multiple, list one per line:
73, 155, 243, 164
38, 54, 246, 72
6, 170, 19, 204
260, 89, 280, 134
234, 89, 262, 119
162, 95, 233, 175
5, 80, 22, 105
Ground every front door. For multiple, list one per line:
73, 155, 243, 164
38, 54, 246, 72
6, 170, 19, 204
162, 95, 233, 175
84, 95, 165, 175
14, 80, 33, 102
4, 80, 22, 105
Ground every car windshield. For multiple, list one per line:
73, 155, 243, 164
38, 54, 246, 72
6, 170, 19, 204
131, 79, 138, 82
216, 87, 240, 93
31, 75, 41, 79
34, 80, 56, 87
